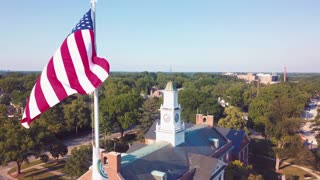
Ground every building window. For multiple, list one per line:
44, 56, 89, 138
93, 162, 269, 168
103, 157, 108, 165
226, 153, 229, 162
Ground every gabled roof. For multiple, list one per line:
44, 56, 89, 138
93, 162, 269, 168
126, 142, 147, 153
215, 126, 248, 154
188, 153, 227, 179
121, 143, 188, 180
122, 124, 232, 180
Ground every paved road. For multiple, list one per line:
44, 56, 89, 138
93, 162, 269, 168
0, 162, 16, 180
301, 100, 319, 148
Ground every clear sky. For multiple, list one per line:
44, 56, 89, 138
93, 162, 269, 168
1, 0, 320, 73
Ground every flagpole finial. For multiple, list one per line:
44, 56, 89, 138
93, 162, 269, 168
90, 0, 97, 10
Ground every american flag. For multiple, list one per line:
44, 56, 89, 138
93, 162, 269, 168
21, 9, 110, 128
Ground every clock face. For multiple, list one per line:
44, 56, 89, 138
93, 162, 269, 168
164, 114, 170, 123
175, 113, 179, 122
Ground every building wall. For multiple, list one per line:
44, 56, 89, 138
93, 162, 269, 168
145, 138, 156, 145
236, 73, 256, 82
196, 114, 214, 127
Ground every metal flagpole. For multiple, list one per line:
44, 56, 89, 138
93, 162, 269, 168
90, 1, 106, 179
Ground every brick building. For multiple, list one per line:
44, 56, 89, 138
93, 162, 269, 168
79, 81, 249, 180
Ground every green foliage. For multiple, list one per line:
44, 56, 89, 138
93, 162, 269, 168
179, 86, 223, 123
36, 103, 67, 136
264, 96, 303, 171
218, 106, 249, 133
0, 117, 54, 174
49, 141, 68, 161
100, 79, 143, 137
138, 97, 161, 139
247, 173, 264, 180
0, 104, 7, 117
63, 97, 91, 135
226, 160, 252, 179
248, 82, 308, 132
0, 72, 38, 105
135, 72, 157, 94
64, 145, 92, 179
249, 139, 274, 157
40, 154, 49, 163
0, 93, 11, 105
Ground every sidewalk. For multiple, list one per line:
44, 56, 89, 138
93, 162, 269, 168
2, 128, 139, 179
23, 161, 65, 177
257, 155, 320, 179
7, 161, 65, 180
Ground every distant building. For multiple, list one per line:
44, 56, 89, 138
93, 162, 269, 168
236, 73, 257, 83
223, 72, 236, 76
79, 81, 249, 180
227, 72, 279, 84
256, 73, 279, 84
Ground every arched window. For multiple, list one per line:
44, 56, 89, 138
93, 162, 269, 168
203, 118, 207, 123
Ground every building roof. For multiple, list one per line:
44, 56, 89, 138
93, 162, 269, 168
215, 126, 248, 154
126, 142, 148, 153
188, 153, 227, 179
123, 124, 231, 179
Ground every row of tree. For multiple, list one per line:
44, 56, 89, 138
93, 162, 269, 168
1, 71, 320, 176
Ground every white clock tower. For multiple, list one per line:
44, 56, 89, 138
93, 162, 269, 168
156, 81, 185, 147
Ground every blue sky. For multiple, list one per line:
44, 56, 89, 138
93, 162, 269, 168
1, 0, 320, 72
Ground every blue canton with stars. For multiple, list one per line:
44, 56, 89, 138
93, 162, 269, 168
70, 9, 93, 34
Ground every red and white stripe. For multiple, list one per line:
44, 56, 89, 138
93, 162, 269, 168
21, 29, 109, 128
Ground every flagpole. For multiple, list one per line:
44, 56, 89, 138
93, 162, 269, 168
90, 0, 102, 179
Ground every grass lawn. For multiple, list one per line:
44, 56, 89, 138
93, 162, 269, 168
17, 168, 65, 180
8, 160, 43, 174
250, 155, 317, 179
42, 160, 66, 172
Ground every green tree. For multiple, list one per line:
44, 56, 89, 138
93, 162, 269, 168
101, 92, 143, 137
64, 97, 91, 135
248, 83, 308, 133
218, 106, 249, 133
138, 97, 161, 138
225, 82, 248, 110
0, 117, 54, 174
0, 104, 7, 118
64, 145, 92, 179
49, 141, 68, 161
36, 103, 67, 136
0, 93, 11, 105
247, 173, 263, 180
265, 98, 302, 172
226, 160, 252, 179
135, 72, 156, 94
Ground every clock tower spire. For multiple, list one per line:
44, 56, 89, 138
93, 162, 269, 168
156, 81, 185, 146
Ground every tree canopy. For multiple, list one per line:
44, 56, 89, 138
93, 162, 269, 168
64, 145, 92, 179
218, 106, 249, 133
